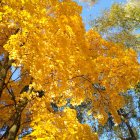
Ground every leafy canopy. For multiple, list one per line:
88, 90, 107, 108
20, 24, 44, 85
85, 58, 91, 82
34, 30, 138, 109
0, 0, 140, 139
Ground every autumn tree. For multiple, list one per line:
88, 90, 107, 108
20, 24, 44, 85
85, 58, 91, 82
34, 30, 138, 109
90, 0, 140, 139
0, 0, 140, 139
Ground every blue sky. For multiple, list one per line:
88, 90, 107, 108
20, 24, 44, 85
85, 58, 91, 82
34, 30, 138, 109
76, 0, 127, 30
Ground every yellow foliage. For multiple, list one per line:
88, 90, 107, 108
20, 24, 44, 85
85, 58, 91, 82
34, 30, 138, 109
0, 0, 140, 139
26, 107, 98, 140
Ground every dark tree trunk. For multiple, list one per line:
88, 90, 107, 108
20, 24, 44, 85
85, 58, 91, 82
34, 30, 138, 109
118, 109, 137, 140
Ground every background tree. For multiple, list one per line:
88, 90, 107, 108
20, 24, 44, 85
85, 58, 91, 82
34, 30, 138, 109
91, 0, 140, 51
0, 0, 140, 139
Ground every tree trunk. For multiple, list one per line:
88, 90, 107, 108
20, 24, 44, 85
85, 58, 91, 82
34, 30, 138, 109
118, 109, 137, 140
0, 52, 13, 97
7, 97, 28, 140
0, 97, 29, 140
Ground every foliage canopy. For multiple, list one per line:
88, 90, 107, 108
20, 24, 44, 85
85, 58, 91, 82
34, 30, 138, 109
0, 0, 140, 139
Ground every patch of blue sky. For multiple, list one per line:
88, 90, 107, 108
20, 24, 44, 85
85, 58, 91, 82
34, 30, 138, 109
75, 0, 127, 30
134, 29, 140, 34
11, 66, 21, 81
0, 54, 4, 61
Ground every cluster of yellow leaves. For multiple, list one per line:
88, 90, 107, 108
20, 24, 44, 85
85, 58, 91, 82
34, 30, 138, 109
1, 0, 140, 138
3, 0, 87, 91
26, 100, 98, 140
86, 30, 140, 124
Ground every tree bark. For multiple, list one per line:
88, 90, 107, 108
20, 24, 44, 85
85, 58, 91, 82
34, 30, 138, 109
125, 121, 137, 140
118, 109, 137, 140
0, 97, 29, 140
0, 52, 14, 97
